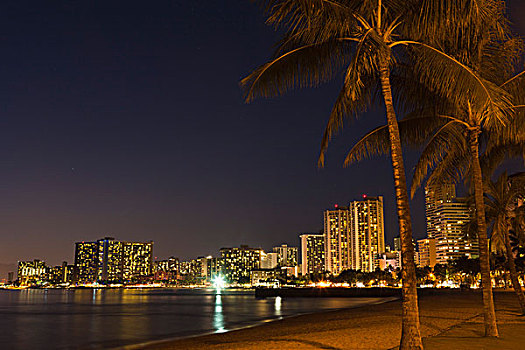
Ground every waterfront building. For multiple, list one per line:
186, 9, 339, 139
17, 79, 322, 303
219, 245, 263, 283
325, 197, 385, 274
425, 184, 479, 264
75, 238, 153, 284
17, 259, 47, 285
199, 256, 220, 281
154, 256, 179, 282
272, 244, 298, 267
179, 259, 201, 277
299, 233, 325, 275
97, 237, 123, 283
260, 252, 279, 269
418, 238, 437, 267
378, 252, 400, 270
251, 269, 279, 287
349, 196, 386, 272
7, 272, 14, 283
47, 265, 64, 285
324, 206, 351, 275
75, 241, 98, 283
122, 241, 153, 282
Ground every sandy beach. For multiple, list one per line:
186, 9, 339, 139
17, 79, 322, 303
135, 291, 525, 350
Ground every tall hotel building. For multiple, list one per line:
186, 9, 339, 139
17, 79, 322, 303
74, 237, 153, 283
324, 196, 385, 274
122, 241, 153, 281
324, 206, 351, 275
350, 196, 385, 271
300, 233, 325, 275
425, 184, 479, 264
219, 245, 263, 283
273, 244, 298, 267
97, 237, 123, 282
75, 241, 99, 283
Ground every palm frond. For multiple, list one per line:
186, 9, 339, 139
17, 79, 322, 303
343, 115, 448, 168
241, 39, 351, 102
402, 41, 514, 126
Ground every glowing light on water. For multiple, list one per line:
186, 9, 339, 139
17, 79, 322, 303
274, 296, 282, 315
213, 293, 226, 333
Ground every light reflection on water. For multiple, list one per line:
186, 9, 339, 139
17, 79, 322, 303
213, 291, 225, 333
0, 289, 388, 350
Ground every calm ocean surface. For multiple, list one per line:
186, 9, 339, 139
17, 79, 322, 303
0, 288, 388, 349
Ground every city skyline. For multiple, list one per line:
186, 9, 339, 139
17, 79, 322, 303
1, 1, 524, 273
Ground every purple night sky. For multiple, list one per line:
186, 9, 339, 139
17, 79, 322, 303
1, 1, 524, 274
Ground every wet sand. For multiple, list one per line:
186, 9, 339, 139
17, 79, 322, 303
136, 291, 525, 350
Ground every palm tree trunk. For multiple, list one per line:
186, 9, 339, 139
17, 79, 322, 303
379, 57, 423, 350
504, 227, 525, 314
468, 127, 498, 337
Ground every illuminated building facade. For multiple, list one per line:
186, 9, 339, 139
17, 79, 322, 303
272, 244, 298, 267
154, 256, 179, 281
425, 184, 479, 264
417, 238, 437, 267
75, 238, 153, 284
122, 242, 153, 282
97, 237, 123, 282
324, 197, 385, 274
300, 233, 325, 275
75, 242, 98, 283
260, 252, 279, 269
349, 196, 385, 272
324, 207, 351, 275
219, 245, 263, 283
17, 259, 47, 285
199, 256, 220, 281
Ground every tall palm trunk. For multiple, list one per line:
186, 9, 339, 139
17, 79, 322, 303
468, 127, 498, 337
504, 225, 525, 314
379, 57, 423, 350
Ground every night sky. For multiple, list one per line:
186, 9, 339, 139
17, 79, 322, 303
1, 1, 524, 270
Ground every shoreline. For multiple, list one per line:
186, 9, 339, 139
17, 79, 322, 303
134, 291, 525, 350
119, 296, 399, 350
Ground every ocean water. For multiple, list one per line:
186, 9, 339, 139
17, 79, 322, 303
0, 288, 388, 349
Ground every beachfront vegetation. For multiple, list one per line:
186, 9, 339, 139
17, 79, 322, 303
242, 0, 524, 347
485, 172, 525, 314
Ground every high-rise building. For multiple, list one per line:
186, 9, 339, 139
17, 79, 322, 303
324, 206, 351, 275
75, 242, 98, 283
425, 184, 479, 264
154, 256, 179, 281
75, 238, 153, 284
299, 233, 325, 275
349, 196, 385, 272
418, 238, 437, 267
260, 252, 279, 269
199, 256, 220, 281
97, 237, 123, 282
324, 197, 386, 274
17, 259, 47, 285
393, 236, 401, 252
122, 242, 153, 282
272, 244, 298, 267
219, 245, 263, 283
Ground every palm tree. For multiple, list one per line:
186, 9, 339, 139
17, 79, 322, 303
485, 172, 525, 314
241, 0, 515, 344
343, 24, 522, 339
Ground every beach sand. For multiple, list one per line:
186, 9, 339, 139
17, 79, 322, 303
138, 291, 525, 350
